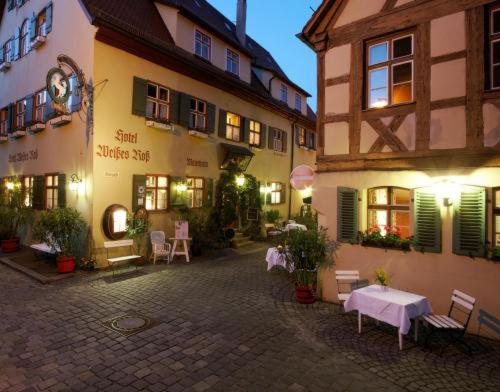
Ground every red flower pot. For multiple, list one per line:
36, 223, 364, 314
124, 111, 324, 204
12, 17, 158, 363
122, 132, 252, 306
1, 237, 20, 253
294, 284, 315, 304
57, 256, 75, 274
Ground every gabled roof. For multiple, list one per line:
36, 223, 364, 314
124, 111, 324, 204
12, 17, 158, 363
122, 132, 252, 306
0, 0, 6, 26
298, 0, 341, 49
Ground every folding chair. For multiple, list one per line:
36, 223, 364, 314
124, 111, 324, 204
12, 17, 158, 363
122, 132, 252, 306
423, 289, 476, 355
149, 231, 171, 264
335, 270, 359, 310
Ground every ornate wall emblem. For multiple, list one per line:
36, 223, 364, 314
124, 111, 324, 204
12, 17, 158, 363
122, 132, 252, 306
46, 67, 70, 104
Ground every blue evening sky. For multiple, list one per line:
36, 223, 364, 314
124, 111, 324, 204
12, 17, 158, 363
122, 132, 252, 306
207, 0, 322, 112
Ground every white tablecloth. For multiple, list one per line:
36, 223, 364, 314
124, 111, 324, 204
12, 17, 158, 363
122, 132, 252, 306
344, 285, 432, 334
283, 223, 307, 232
265, 248, 294, 272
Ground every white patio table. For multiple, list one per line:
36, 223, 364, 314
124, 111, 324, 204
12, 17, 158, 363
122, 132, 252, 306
265, 247, 294, 272
283, 223, 307, 232
344, 284, 432, 350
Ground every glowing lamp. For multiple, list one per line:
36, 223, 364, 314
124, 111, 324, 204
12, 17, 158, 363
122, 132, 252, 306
177, 183, 187, 192
69, 174, 84, 192
236, 175, 245, 187
5, 182, 14, 190
372, 99, 388, 108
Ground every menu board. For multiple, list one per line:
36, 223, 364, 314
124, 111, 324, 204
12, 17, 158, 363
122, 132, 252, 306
175, 221, 189, 239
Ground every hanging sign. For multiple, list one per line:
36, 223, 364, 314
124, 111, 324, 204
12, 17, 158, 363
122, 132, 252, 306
46, 67, 71, 104
175, 221, 189, 239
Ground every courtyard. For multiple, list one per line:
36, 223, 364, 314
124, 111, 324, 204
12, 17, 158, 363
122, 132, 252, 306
0, 248, 498, 392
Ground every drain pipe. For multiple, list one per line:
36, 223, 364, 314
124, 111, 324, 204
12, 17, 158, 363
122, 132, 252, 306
288, 120, 296, 220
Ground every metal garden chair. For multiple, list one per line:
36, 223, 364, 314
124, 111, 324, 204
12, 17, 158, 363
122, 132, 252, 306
149, 231, 171, 264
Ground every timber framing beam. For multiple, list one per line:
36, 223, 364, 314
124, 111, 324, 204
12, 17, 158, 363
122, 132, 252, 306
430, 50, 467, 65
348, 42, 362, 154
317, 51, 326, 156
366, 118, 408, 152
368, 115, 408, 153
415, 22, 431, 151
326, 74, 350, 86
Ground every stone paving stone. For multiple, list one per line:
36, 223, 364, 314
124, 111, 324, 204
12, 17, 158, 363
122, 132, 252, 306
0, 249, 499, 392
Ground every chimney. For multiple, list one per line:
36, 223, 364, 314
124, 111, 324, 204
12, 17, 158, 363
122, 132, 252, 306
236, 0, 247, 46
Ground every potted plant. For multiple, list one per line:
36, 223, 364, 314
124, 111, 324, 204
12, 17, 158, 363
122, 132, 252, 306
125, 214, 150, 261
33, 207, 86, 273
374, 267, 391, 291
281, 228, 335, 304
175, 207, 211, 257
359, 225, 411, 251
0, 183, 33, 253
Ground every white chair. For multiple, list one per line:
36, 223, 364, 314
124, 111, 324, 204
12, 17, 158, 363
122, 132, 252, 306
335, 270, 360, 305
150, 231, 171, 264
265, 223, 282, 239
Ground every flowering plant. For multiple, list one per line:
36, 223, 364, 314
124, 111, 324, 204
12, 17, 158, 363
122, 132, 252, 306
359, 225, 411, 251
374, 267, 391, 286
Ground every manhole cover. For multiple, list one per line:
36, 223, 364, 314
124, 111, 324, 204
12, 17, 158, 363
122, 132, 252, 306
101, 313, 158, 337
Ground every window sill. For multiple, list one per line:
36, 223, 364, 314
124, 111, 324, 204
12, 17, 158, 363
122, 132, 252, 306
31, 35, 46, 49
188, 129, 209, 139
362, 101, 416, 116
0, 135, 8, 143
0, 61, 12, 72
225, 70, 240, 79
12, 129, 26, 138
250, 145, 263, 151
193, 54, 212, 65
146, 119, 173, 131
49, 114, 72, 127
27, 123, 46, 133
360, 242, 412, 252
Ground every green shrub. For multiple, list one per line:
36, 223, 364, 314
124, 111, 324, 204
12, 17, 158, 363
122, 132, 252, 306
264, 209, 281, 225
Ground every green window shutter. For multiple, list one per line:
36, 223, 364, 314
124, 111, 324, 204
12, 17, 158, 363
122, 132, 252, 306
170, 176, 188, 207
294, 125, 300, 146
281, 183, 287, 205
44, 93, 55, 121
337, 187, 359, 243
218, 109, 227, 137
132, 77, 147, 117
413, 189, 441, 253
32, 175, 45, 210
453, 187, 486, 257
178, 93, 192, 128
57, 174, 66, 208
132, 174, 146, 212
170, 90, 180, 124
45, 3, 53, 34
13, 28, 20, 60
206, 102, 216, 133
25, 94, 34, 125
69, 76, 82, 112
282, 131, 288, 153
266, 186, 272, 205
242, 117, 250, 143
29, 14, 36, 41
268, 127, 274, 149
260, 124, 267, 149
204, 178, 214, 207
0, 45, 3, 64
0, 178, 4, 205
7, 103, 14, 134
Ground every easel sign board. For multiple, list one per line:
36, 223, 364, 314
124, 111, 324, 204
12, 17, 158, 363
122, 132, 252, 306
175, 221, 189, 239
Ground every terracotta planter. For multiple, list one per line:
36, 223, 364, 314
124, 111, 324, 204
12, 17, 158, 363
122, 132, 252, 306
1, 237, 20, 253
57, 256, 75, 274
294, 284, 315, 304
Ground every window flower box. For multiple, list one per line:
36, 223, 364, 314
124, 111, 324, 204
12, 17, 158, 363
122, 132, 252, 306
0, 135, 8, 143
188, 129, 209, 139
13, 130, 26, 138
145, 119, 173, 131
27, 123, 46, 133
49, 114, 72, 127
359, 226, 412, 252
0, 61, 11, 72
31, 35, 46, 49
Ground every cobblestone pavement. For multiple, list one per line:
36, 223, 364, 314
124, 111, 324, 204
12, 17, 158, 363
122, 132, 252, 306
0, 248, 499, 392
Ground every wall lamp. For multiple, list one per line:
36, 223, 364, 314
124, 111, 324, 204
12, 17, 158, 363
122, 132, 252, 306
177, 183, 188, 192
236, 175, 246, 187
69, 174, 84, 192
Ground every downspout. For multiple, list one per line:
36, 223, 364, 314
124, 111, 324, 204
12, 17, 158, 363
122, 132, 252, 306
288, 120, 296, 220
268, 76, 276, 97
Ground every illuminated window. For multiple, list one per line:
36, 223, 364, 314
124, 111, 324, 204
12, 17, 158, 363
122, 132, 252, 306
494, 187, 500, 247
15, 99, 26, 129
23, 176, 33, 207
249, 120, 261, 147
366, 33, 414, 108
45, 174, 58, 209
368, 187, 410, 238
296, 124, 307, 146
20, 19, 30, 57
0, 108, 7, 137
225, 112, 241, 142
189, 98, 206, 129
146, 83, 170, 121
295, 93, 302, 111
280, 84, 288, 103
270, 182, 283, 204
187, 177, 204, 208
113, 208, 127, 234
226, 49, 239, 76
273, 129, 285, 152
195, 30, 211, 60
145, 175, 168, 211
35, 90, 46, 123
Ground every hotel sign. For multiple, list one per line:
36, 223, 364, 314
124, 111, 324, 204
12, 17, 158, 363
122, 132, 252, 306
46, 67, 71, 104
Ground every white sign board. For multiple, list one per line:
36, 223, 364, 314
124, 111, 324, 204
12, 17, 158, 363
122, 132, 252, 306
175, 221, 189, 239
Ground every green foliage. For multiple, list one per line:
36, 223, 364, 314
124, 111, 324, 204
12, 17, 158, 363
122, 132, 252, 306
290, 211, 317, 230
126, 215, 150, 257
0, 182, 33, 240
175, 207, 211, 254
33, 207, 86, 257
359, 226, 411, 251
374, 267, 391, 286
264, 209, 281, 225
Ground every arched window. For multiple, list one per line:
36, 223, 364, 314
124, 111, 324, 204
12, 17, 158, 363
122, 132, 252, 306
367, 187, 410, 239
20, 19, 30, 56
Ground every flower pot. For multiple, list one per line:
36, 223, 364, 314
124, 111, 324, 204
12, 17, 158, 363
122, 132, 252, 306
1, 237, 20, 253
294, 284, 315, 304
57, 256, 75, 274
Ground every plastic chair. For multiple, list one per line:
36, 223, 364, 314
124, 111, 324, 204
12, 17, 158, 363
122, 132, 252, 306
150, 231, 171, 264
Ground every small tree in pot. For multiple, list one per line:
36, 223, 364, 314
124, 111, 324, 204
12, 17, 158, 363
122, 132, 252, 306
33, 207, 87, 273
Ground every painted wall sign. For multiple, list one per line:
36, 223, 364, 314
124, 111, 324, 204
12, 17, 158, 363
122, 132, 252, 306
46, 67, 71, 104
187, 158, 208, 168
104, 171, 119, 178
8, 149, 38, 163
96, 130, 150, 162
115, 129, 138, 144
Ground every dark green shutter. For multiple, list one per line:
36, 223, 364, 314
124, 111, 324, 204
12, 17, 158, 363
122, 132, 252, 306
57, 174, 66, 208
170, 176, 188, 207
45, 93, 55, 121
0, 45, 3, 64
132, 77, 147, 117
170, 90, 180, 124
260, 124, 267, 149
337, 187, 359, 243
453, 187, 486, 257
413, 189, 441, 253
32, 175, 44, 210
13, 28, 20, 60
218, 109, 227, 137
268, 127, 274, 149
295, 125, 300, 146
265, 184, 271, 205
132, 174, 146, 212
70, 76, 82, 112
242, 117, 250, 143
281, 183, 286, 205
29, 14, 36, 41
178, 93, 191, 128
0, 178, 4, 205
206, 103, 216, 133
282, 130, 288, 153
7, 104, 14, 134
25, 94, 34, 125
45, 3, 53, 34
204, 178, 214, 207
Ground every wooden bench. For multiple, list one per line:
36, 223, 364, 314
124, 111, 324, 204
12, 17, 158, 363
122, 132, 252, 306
104, 239, 141, 276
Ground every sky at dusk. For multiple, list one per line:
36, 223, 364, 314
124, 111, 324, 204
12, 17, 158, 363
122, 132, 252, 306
207, 0, 323, 112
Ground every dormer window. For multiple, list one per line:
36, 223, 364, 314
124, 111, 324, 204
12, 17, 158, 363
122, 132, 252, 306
295, 93, 302, 111
280, 84, 288, 103
195, 30, 211, 61
226, 49, 240, 76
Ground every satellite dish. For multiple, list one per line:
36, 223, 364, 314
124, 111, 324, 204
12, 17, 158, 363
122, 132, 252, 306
290, 165, 314, 191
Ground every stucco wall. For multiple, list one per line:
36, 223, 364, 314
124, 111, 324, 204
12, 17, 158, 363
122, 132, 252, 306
334, 0, 385, 28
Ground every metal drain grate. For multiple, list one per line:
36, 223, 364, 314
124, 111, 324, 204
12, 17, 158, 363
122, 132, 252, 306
101, 313, 158, 337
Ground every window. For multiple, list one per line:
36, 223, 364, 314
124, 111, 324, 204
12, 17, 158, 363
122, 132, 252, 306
295, 93, 302, 111
225, 112, 241, 141
226, 49, 239, 76
35, 90, 46, 123
145, 175, 168, 211
37, 8, 47, 37
189, 98, 207, 129
146, 83, 170, 121
15, 99, 25, 129
488, 4, 500, 89
23, 176, 33, 207
494, 188, 500, 247
20, 19, 30, 57
296, 125, 307, 146
280, 84, 288, 103
249, 120, 261, 147
366, 33, 414, 108
367, 187, 410, 239
187, 177, 204, 208
273, 129, 285, 152
2, 40, 12, 63
45, 174, 58, 209
270, 182, 283, 204
0, 108, 8, 137
195, 30, 211, 61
